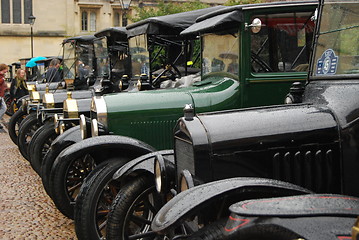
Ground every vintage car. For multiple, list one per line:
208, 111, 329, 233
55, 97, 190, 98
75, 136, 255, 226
54, 2, 317, 239
7, 35, 96, 145
120, 0, 359, 239
26, 27, 130, 175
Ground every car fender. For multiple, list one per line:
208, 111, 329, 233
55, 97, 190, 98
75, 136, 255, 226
112, 149, 174, 181
56, 135, 156, 165
151, 177, 313, 232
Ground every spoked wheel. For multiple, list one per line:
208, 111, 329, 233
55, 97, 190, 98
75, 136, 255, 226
8, 108, 27, 144
106, 175, 163, 240
75, 159, 128, 240
17, 113, 42, 160
50, 153, 97, 219
29, 122, 58, 176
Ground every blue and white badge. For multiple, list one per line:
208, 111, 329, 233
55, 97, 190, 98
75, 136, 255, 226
316, 49, 338, 75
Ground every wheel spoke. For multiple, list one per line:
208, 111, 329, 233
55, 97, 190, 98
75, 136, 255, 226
130, 214, 152, 226
143, 196, 157, 214
128, 230, 157, 240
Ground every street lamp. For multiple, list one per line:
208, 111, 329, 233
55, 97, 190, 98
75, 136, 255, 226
29, 14, 36, 58
120, 0, 131, 27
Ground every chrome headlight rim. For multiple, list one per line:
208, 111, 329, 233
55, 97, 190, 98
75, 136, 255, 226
179, 169, 194, 193
54, 114, 60, 134
91, 96, 108, 128
154, 154, 166, 193
21, 99, 28, 111
59, 122, 65, 134
154, 154, 172, 193
91, 118, 99, 137
284, 94, 294, 104
80, 114, 87, 140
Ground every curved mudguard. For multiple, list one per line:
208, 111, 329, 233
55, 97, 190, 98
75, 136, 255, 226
225, 194, 359, 240
44, 125, 82, 163
56, 135, 156, 165
113, 149, 174, 180
151, 177, 313, 232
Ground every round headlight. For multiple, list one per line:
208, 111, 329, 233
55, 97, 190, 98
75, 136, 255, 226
91, 96, 107, 127
118, 80, 123, 91
179, 169, 194, 192
154, 154, 176, 194
59, 123, 65, 134
137, 80, 142, 91
53, 113, 59, 125
284, 95, 294, 104
21, 99, 28, 111
91, 119, 99, 137
154, 157, 162, 193
80, 114, 87, 139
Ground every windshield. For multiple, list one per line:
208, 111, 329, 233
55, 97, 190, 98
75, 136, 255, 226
129, 34, 150, 78
202, 32, 240, 79
94, 37, 110, 78
63, 41, 94, 80
63, 42, 76, 80
313, 1, 359, 76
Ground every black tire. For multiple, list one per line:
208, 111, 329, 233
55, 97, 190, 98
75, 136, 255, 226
41, 140, 74, 198
75, 159, 128, 240
8, 108, 27, 144
4, 93, 14, 116
106, 175, 163, 240
29, 122, 58, 176
49, 153, 98, 219
17, 113, 42, 160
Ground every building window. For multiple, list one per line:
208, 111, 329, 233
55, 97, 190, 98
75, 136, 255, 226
13, 0, 21, 23
81, 9, 97, 32
81, 11, 88, 31
24, 0, 32, 24
90, 12, 96, 31
114, 12, 120, 27
1, 0, 32, 24
1, 0, 10, 23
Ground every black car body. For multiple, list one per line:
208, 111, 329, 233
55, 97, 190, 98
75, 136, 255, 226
149, 0, 359, 238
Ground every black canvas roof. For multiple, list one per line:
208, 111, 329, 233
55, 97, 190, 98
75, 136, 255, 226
62, 35, 96, 44
126, 5, 226, 38
181, 1, 318, 35
94, 27, 128, 42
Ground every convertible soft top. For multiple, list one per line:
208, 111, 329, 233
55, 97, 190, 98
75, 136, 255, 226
94, 27, 128, 42
62, 35, 96, 44
126, 5, 226, 38
181, 1, 317, 35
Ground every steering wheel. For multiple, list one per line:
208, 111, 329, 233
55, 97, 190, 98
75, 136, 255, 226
251, 51, 273, 72
152, 63, 182, 87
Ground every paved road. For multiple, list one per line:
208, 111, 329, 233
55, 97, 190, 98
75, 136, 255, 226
0, 116, 76, 239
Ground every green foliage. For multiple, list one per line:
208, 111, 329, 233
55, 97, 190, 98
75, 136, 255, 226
224, 0, 264, 6
130, 0, 210, 22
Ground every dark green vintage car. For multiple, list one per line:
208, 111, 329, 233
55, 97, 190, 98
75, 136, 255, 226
46, 3, 317, 238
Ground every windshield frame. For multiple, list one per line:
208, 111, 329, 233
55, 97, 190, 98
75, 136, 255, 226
310, 0, 359, 80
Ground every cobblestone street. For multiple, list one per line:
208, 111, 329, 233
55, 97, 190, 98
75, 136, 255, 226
0, 116, 76, 239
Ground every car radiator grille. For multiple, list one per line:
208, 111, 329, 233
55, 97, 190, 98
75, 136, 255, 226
272, 149, 337, 193
175, 138, 195, 183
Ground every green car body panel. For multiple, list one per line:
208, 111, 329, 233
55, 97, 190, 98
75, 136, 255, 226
97, 2, 317, 150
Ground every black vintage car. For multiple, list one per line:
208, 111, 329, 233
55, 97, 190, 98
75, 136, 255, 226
141, 0, 359, 239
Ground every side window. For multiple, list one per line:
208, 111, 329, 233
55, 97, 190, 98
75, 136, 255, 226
251, 11, 315, 73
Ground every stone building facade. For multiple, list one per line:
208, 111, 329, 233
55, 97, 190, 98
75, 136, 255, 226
0, 0, 226, 65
